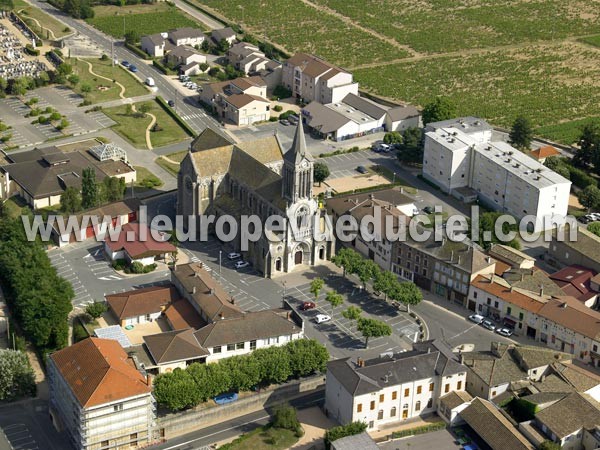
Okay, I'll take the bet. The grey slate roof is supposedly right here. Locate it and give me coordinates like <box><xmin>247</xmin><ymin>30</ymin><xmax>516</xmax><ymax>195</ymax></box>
<box><xmin>144</xmin><ymin>328</ymin><xmax>209</xmax><ymax>364</ymax></box>
<box><xmin>303</xmin><ymin>101</ymin><xmax>351</xmax><ymax>133</ymax></box>
<box><xmin>536</xmin><ymin>392</ymin><xmax>600</xmax><ymax>439</ymax></box>
<box><xmin>327</xmin><ymin>340</ymin><xmax>464</xmax><ymax>396</ymax></box>
<box><xmin>342</xmin><ymin>93</ymin><xmax>387</xmax><ymax>120</ymax></box>
<box><xmin>211</xmin><ymin>27</ymin><xmax>236</xmax><ymax>42</ymax></box>
<box><xmin>387</xmin><ymin>104</ymin><xmax>420</xmax><ymax>121</ymax></box>
<box><xmin>284</xmin><ymin>119</ymin><xmax>312</xmax><ymax>165</ymax></box>
<box><xmin>331</xmin><ymin>432</ymin><xmax>379</xmax><ymax>450</ymax></box>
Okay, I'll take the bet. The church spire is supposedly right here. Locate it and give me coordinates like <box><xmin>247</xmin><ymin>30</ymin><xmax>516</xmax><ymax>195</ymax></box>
<box><xmin>285</xmin><ymin>119</ymin><xmax>312</xmax><ymax>165</ymax></box>
<box><xmin>282</xmin><ymin>119</ymin><xmax>314</xmax><ymax>202</ymax></box>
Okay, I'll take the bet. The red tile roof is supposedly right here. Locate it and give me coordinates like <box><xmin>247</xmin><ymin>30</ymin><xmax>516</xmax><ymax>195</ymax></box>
<box><xmin>550</xmin><ymin>265</ymin><xmax>597</xmax><ymax>303</ymax></box>
<box><xmin>531</xmin><ymin>145</ymin><xmax>560</xmax><ymax>160</ymax></box>
<box><xmin>50</xmin><ymin>338</ymin><xmax>151</xmax><ymax>408</ymax></box>
<box><xmin>164</xmin><ymin>298</ymin><xmax>207</xmax><ymax>330</ymax></box>
<box><xmin>472</xmin><ymin>275</ymin><xmax>547</xmax><ymax>313</ymax></box>
<box><xmin>105</xmin><ymin>222</ymin><xmax>176</xmax><ymax>259</ymax></box>
<box><xmin>106</xmin><ymin>286</ymin><xmax>179</xmax><ymax>320</ymax></box>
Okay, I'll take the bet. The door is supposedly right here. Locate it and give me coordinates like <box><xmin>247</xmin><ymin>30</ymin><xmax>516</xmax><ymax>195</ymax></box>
<box><xmin>275</xmin><ymin>258</ymin><xmax>282</xmax><ymax>271</ymax></box>
<box><xmin>294</xmin><ymin>251</ymin><xmax>302</xmax><ymax>264</ymax></box>
<box><xmin>402</xmin><ymin>409</ymin><xmax>408</xmax><ymax>419</ymax></box>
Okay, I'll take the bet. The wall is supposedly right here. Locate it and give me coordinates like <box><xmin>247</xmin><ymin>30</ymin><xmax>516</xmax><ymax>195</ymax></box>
<box><xmin>155</xmin><ymin>375</ymin><xmax>325</xmax><ymax>439</ymax></box>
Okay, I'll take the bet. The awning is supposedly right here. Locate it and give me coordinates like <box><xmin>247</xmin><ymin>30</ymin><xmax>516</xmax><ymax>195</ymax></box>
<box><xmin>503</xmin><ymin>316</ymin><xmax>517</xmax><ymax>326</ymax></box>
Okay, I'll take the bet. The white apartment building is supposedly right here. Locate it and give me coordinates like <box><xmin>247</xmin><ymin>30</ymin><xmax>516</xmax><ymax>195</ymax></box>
<box><xmin>282</xmin><ymin>53</ymin><xmax>358</xmax><ymax>104</ymax></box>
<box><xmin>425</xmin><ymin>116</ymin><xmax>493</xmax><ymax>143</ymax></box>
<box><xmin>325</xmin><ymin>340</ymin><xmax>467</xmax><ymax>430</ymax></box>
<box><xmin>48</xmin><ymin>338</ymin><xmax>155</xmax><ymax>450</ymax></box>
<box><xmin>422</xmin><ymin>121</ymin><xmax>571</xmax><ymax>232</ymax></box>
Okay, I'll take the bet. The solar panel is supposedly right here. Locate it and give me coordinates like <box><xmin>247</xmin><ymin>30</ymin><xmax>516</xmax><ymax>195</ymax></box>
<box><xmin>94</xmin><ymin>325</ymin><xmax>132</xmax><ymax>348</ymax></box>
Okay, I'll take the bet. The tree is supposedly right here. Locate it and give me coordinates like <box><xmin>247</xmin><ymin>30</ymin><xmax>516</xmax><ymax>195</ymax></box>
<box><xmin>396</xmin><ymin>126</ymin><xmax>424</xmax><ymax>163</ymax></box>
<box><xmin>324</xmin><ymin>422</ymin><xmax>368</xmax><ymax>449</ymax></box>
<box><xmin>273</xmin><ymin>405</ymin><xmax>300</xmax><ymax>430</ymax></box>
<box><xmin>422</xmin><ymin>97</ymin><xmax>456</xmax><ymax>125</ymax></box>
<box><xmin>313</xmin><ymin>162</ymin><xmax>330</xmax><ymax>186</ymax></box>
<box><xmin>573</xmin><ymin>123</ymin><xmax>600</xmax><ymax>169</ymax></box>
<box><xmin>342</xmin><ymin>306</ymin><xmax>362</xmax><ymax>330</ymax></box>
<box><xmin>0</xmin><ymin>350</ymin><xmax>36</xmax><ymax>401</ymax></box>
<box><xmin>509</xmin><ymin>116</ymin><xmax>533</xmax><ymax>150</ymax></box>
<box><xmin>383</xmin><ymin>131</ymin><xmax>402</xmax><ymax>145</ymax></box>
<box><xmin>217</xmin><ymin>38</ymin><xmax>231</xmax><ymax>53</ymax></box>
<box><xmin>331</xmin><ymin>247</ymin><xmax>361</xmax><ymax>277</ymax></box>
<box><xmin>138</xmin><ymin>102</ymin><xmax>151</xmax><ymax>116</ymax></box>
<box><xmin>80</xmin><ymin>83</ymin><xmax>92</xmax><ymax>94</ymax></box>
<box><xmin>7</xmin><ymin>77</ymin><xmax>29</xmax><ymax>96</ymax></box>
<box><xmin>81</xmin><ymin>167</ymin><xmax>98</xmax><ymax>209</ymax></box>
<box><xmin>102</xmin><ymin>177</ymin><xmax>126</xmax><ymax>203</ymax></box>
<box><xmin>125</xmin><ymin>103</ymin><xmax>134</xmax><ymax>116</ymax></box>
<box><xmin>588</xmin><ymin>222</ymin><xmax>600</xmax><ymax>237</ymax></box>
<box><xmin>67</xmin><ymin>74</ymin><xmax>79</xmax><ymax>86</ymax></box>
<box><xmin>373</xmin><ymin>270</ymin><xmax>397</xmax><ymax>301</ymax></box>
<box><xmin>201</xmin><ymin>39</ymin><xmax>210</xmax><ymax>52</ymax></box>
<box><xmin>60</xmin><ymin>186</ymin><xmax>82</xmax><ymax>213</ymax></box>
<box><xmin>85</xmin><ymin>301</ymin><xmax>107</xmax><ymax>319</ymax></box>
<box><xmin>153</xmin><ymin>369</ymin><xmax>201</xmax><ymax>411</ymax></box>
<box><xmin>355</xmin><ymin>259</ymin><xmax>380</xmax><ymax>290</ymax></box>
<box><xmin>325</xmin><ymin>290</ymin><xmax>343</xmax><ymax>314</ymax></box>
<box><xmin>124</xmin><ymin>30</ymin><xmax>139</xmax><ymax>45</ymax></box>
<box><xmin>393</xmin><ymin>281</ymin><xmax>423</xmax><ymax>313</ymax></box>
<box><xmin>538</xmin><ymin>441</ymin><xmax>561</xmax><ymax>450</ymax></box>
<box><xmin>286</xmin><ymin>339</ymin><xmax>328</xmax><ymax>377</ymax></box>
<box><xmin>357</xmin><ymin>317</ymin><xmax>392</xmax><ymax>348</ymax></box>
<box><xmin>309</xmin><ymin>277</ymin><xmax>324</xmax><ymax>302</ymax></box>
<box><xmin>578</xmin><ymin>185</ymin><xmax>600</xmax><ymax>212</ymax></box>
<box><xmin>57</xmin><ymin>63</ymin><xmax>73</xmax><ymax>77</ymax></box>
<box><xmin>253</xmin><ymin>346</ymin><xmax>292</xmax><ymax>384</ymax></box>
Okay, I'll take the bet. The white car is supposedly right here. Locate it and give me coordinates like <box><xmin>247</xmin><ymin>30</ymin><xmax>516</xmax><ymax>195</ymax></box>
<box><xmin>468</xmin><ymin>314</ymin><xmax>485</xmax><ymax>324</ymax></box>
<box><xmin>589</xmin><ymin>213</ymin><xmax>600</xmax><ymax>221</ymax></box>
<box><xmin>496</xmin><ymin>327</ymin><xmax>514</xmax><ymax>337</ymax></box>
<box><xmin>227</xmin><ymin>252</ymin><xmax>241</xmax><ymax>260</ymax></box>
<box><xmin>235</xmin><ymin>261</ymin><xmax>250</xmax><ymax>269</ymax></box>
<box><xmin>315</xmin><ymin>314</ymin><xmax>331</xmax><ymax>324</ymax></box>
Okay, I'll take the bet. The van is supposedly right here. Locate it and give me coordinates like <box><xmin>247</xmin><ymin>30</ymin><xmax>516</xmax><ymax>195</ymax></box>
<box><xmin>145</xmin><ymin>77</ymin><xmax>155</xmax><ymax>87</ymax></box>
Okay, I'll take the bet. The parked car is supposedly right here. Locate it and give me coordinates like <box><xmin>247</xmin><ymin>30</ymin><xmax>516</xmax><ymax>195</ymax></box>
<box><xmin>280</xmin><ymin>119</ymin><xmax>290</xmax><ymax>126</ymax></box>
<box><xmin>145</xmin><ymin>77</ymin><xmax>155</xmax><ymax>87</ymax></box>
<box><xmin>227</xmin><ymin>252</ymin><xmax>241</xmax><ymax>260</ymax></box>
<box><xmin>496</xmin><ymin>327</ymin><xmax>513</xmax><ymax>337</ymax></box>
<box><xmin>356</xmin><ymin>165</ymin><xmax>368</xmax><ymax>174</ymax></box>
<box><xmin>121</xmin><ymin>60</ymin><xmax>130</xmax><ymax>67</ymax></box>
<box><xmin>423</xmin><ymin>206</ymin><xmax>434</xmax><ymax>214</ymax></box>
<box><xmin>590</xmin><ymin>213</ymin><xmax>600</xmax><ymax>221</ymax></box>
<box><xmin>315</xmin><ymin>314</ymin><xmax>331</xmax><ymax>324</ymax></box>
<box><xmin>578</xmin><ymin>215</ymin><xmax>591</xmax><ymax>224</ymax></box>
<box><xmin>235</xmin><ymin>261</ymin><xmax>250</xmax><ymax>269</ymax></box>
<box><xmin>481</xmin><ymin>320</ymin><xmax>496</xmax><ymax>331</ymax></box>
<box><xmin>167</xmin><ymin>100</ymin><xmax>175</xmax><ymax>107</ymax></box>
<box><xmin>288</xmin><ymin>115</ymin><xmax>299</xmax><ymax>125</ymax></box>
<box><xmin>128</xmin><ymin>65</ymin><xmax>138</xmax><ymax>72</ymax></box>
<box><xmin>379</xmin><ymin>143</ymin><xmax>391</xmax><ymax>153</ymax></box>
<box><xmin>468</xmin><ymin>314</ymin><xmax>485</xmax><ymax>324</ymax></box>
<box><xmin>300</xmin><ymin>301</ymin><xmax>316</xmax><ymax>311</ymax></box>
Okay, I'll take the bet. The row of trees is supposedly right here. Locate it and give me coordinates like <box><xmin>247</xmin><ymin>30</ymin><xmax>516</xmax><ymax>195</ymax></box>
<box><xmin>60</xmin><ymin>168</ymin><xmax>126</xmax><ymax>213</ymax></box>
<box><xmin>0</xmin><ymin>211</ymin><xmax>73</xmax><ymax>353</ymax></box>
<box><xmin>153</xmin><ymin>339</ymin><xmax>328</xmax><ymax>411</ymax></box>
<box><xmin>572</xmin><ymin>123</ymin><xmax>600</xmax><ymax>176</ymax></box>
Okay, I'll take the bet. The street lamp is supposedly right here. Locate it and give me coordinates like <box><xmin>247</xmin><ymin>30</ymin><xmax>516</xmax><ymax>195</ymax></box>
<box><xmin>393</xmin><ymin>172</ymin><xmax>397</xmax><ymax>184</ymax></box>
<box><xmin>219</xmin><ymin>250</ymin><xmax>222</xmax><ymax>275</ymax></box>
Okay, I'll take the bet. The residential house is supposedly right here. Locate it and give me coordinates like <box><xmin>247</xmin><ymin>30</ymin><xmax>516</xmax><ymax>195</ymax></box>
<box><xmin>422</xmin><ymin>121</ymin><xmax>571</xmax><ymax>232</ymax></box>
<box><xmin>393</xmin><ymin>236</ymin><xmax>496</xmax><ymax>307</ymax></box>
<box><xmin>166</xmin><ymin>46</ymin><xmax>206</xmax><ymax>70</ymax></box>
<box><xmin>48</xmin><ymin>338</ymin><xmax>155</xmax><ymax>450</ymax></box>
<box><xmin>324</xmin><ymin>340</ymin><xmax>467</xmax><ymax>430</ymax></box>
<box><xmin>143</xmin><ymin>328</ymin><xmax>209</xmax><ymax>373</ymax></box>
<box><xmin>282</xmin><ymin>53</ymin><xmax>358</xmax><ymax>104</ymax></box>
<box><xmin>226</xmin><ymin>42</ymin><xmax>281</xmax><ymax>80</ymax></box>
<box><xmin>211</xmin><ymin>27</ymin><xmax>236</xmax><ymax>46</ymax></box>
<box><xmin>549</xmin><ymin>265</ymin><xmax>598</xmax><ymax>307</ymax></box>
<box><xmin>0</xmin><ymin>144</ymin><xmax>135</xmax><ymax>209</ymax></box>
<box><xmin>488</xmin><ymin>244</ymin><xmax>535</xmax><ymax>270</ymax></box>
<box><xmin>437</xmin><ymin>390</ymin><xmax>473</xmax><ymax>425</ymax></box>
<box><xmin>326</xmin><ymin>188</ymin><xmax>416</xmax><ymax>271</ymax></box>
<box><xmin>140</xmin><ymin>32</ymin><xmax>167</xmax><ymax>57</ymax></box>
<box><xmin>104</xmin><ymin>222</ymin><xmax>177</xmax><ymax>266</ymax></box>
<box><xmin>502</xmin><ymin>267</ymin><xmax>565</xmax><ymax>298</ymax></box>
<box><xmin>548</xmin><ymin>224</ymin><xmax>600</xmax><ymax>273</ymax></box>
<box><xmin>384</xmin><ymin>104</ymin><xmax>421</xmax><ymax>132</ymax></box>
<box><xmin>167</xmin><ymin>27</ymin><xmax>205</xmax><ymax>47</ymax></box>
<box><xmin>106</xmin><ymin>286</ymin><xmax>180</xmax><ymax>327</ymax></box>
<box><xmin>458</xmin><ymin>397</ymin><xmax>535</xmax><ymax>450</ymax></box>
<box><xmin>530</xmin><ymin>145</ymin><xmax>561</xmax><ymax>163</ymax></box>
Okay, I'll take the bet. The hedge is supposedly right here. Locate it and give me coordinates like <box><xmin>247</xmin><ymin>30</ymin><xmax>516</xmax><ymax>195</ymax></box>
<box><xmin>152</xmin><ymin>59</ymin><xmax>175</xmax><ymax>75</ymax></box>
<box><xmin>391</xmin><ymin>421</ymin><xmax>446</xmax><ymax>438</ymax></box>
<box><xmin>155</xmin><ymin>96</ymin><xmax>197</xmax><ymax>137</ymax></box>
<box><xmin>125</xmin><ymin>42</ymin><xmax>150</xmax><ymax>60</ymax></box>
<box><xmin>568</xmin><ymin>166</ymin><xmax>597</xmax><ymax>189</ymax></box>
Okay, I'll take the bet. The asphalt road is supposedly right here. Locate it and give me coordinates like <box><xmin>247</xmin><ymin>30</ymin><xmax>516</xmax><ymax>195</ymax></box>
<box><xmin>27</xmin><ymin>0</ymin><xmax>222</xmax><ymax>135</ymax></box>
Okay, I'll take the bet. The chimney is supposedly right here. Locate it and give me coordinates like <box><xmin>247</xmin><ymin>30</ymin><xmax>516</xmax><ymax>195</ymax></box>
<box><xmin>146</xmin><ymin>373</ymin><xmax>151</xmax><ymax>386</ymax></box>
<box><xmin>210</xmin><ymin>288</ymin><xmax>215</xmax><ymax>295</ymax></box>
<box><xmin>510</xmin><ymin>286</ymin><xmax>514</xmax><ymax>293</ymax></box>
<box><xmin>521</xmin><ymin>273</ymin><xmax>525</xmax><ymax>282</ymax></box>
<box><xmin>539</xmin><ymin>285</ymin><xmax>544</xmax><ymax>296</ymax></box>
<box><xmin>458</xmin><ymin>350</ymin><xmax>464</xmax><ymax>365</ymax></box>
<box><xmin>450</xmin><ymin>250</ymin><xmax>454</xmax><ymax>262</ymax></box>
<box><xmin>486</xmin><ymin>256</ymin><xmax>491</xmax><ymax>263</ymax></box>
<box><xmin>357</xmin><ymin>357</ymin><xmax>364</xmax><ymax>368</ymax></box>
<box><xmin>192</xmin><ymin>286</ymin><xmax>197</xmax><ymax>294</ymax></box>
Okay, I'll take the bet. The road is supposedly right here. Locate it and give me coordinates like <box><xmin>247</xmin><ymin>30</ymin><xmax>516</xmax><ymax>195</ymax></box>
<box><xmin>25</xmin><ymin>0</ymin><xmax>223</xmax><ymax>136</ymax></box>
<box><xmin>150</xmin><ymin>391</ymin><xmax>324</xmax><ymax>450</ymax></box>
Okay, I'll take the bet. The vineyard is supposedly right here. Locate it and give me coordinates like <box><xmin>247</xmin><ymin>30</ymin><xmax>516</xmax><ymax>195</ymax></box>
<box><xmin>86</xmin><ymin>3</ymin><xmax>201</xmax><ymax>39</ymax></box>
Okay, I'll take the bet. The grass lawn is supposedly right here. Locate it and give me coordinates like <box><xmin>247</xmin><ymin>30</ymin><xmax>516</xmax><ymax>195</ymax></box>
<box><xmin>580</xmin><ymin>35</ymin><xmax>600</xmax><ymax>48</ymax></box>
<box><xmin>156</xmin><ymin>157</ymin><xmax>180</xmax><ymax>177</ymax></box>
<box><xmin>221</xmin><ymin>426</ymin><xmax>298</xmax><ymax>450</ymax></box>
<box><xmin>103</xmin><ymin>100</ymin><xmax>188</xmax><ymax>149</ymax></box>
<box><xmin>3</xmin><ymin>196</ymin><xmax>29</xmax><ymax>218</ymax></box>
<box><xmin>86</xmin><ymin>3</ymin><xmax>203</xmax><ymax>39</ymax></box>
<box><xmin>134</xmin><ymin>166</ymin><xmax>164</xmax><ymax>188</ymax></box>
<box><xmin>68</xmin><ymin>57</ymin><xmax>148</xmax><ymax>104</ymax></box>
<box><xmin>13</xmin><ymin>0</ymin><xmax>71</xmax><ymax>39</ymax></box>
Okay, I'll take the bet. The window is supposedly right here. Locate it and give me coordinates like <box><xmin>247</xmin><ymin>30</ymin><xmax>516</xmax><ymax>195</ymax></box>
<box><xmin>594</xmin><ymin>344</ymin><xmax>598</xmax><ymax>353</ymax></box>
<box><xmin>404</xmin><ymin>388</ymin><xmax>410</xmax><ymax>397</ymax></box>
<box><xmin>429</xmin><ymin>383</ymin><xmax>434</xmax><ymax>392</ymax></box>
<box><xmin>457</xmin><ymin>380</ymin><xmax>462</xmax><ymax>390</ymax></box>
<box><xmin>130</xmin><ymin>433</ymin><xmax>137</xmax><ymax>444</ymax></box>
<box><xmin>390</xmin><ymin>407</ymin><xmax>397</xmax><ymax>417</ymax></box>
<box><xmin>444</xmin><ymin>384</ymin><xmax>450</xmax><ymax>393</ymax></box>
<box><xmin>417</xmin><ymin>386</ymin><xmax>422</xmax><ymax>394</ymax></box>
<box><xmin>214</xmin><ymin>346</ymin><xmax>222</xmax><ymax>353</ymax></box>
<box><xmin>507</xmin><ymin>306</ymin><xmax>512</xmax><ymax>315</ymax></box>
<box><xmin>113</xmin><ymin>403</ymin><xmax>123</xmax><ymax>412</ymax></box>
<box><xmin>473</xmin><ymin>291</ymin><xmax>478</xmax><ymax>299</ymax></box>
<box><xmin>369</xmin><ymin>400</ymin><xmax>376</xmax><ymax>411</ymax></box>
<box><xmin>519</xmin><ymin>312</ymin><xmax>524</xmax><ymax>320</ymax></box>
<box><xmin>369</xmin><ymin>421</ymin><xmax>374</xmax><ymax>429</ymax></box>
<box><xmin>357</xmin><ymin>403</ymin><xmax>362</xmax><ymax>413</ymax></box>
<box><xmin>427</xmin><ymin>398</ymin><xmax>433</xmax><ymax>408</ymax></box>
<box><xmin>378</xmin><ymin>410</ymin><xmax>383</xmax><ymax>420</ymax></box>
<box><xmin>487</xmin><ymin>298</ymin><xmax>491</xmax><ymax>305</ymax></box>
<box><xmin>379</xmin><ymin>394</ymin><xmax>384</xmax><ymax>402</ymax></box>
<box><xmin>492</xmin><ymin>390</ymin><xmax>497</xmax><ymax>397</ymax></box>
<box><xmin>227</xmin><ymin>344</ymin><xmax>235</xmax><ymax>351</ymax></box>
<box><xmin>101</xmin><ymin>441</ymin><xmax>109</xmax><ymax>449</ymax></box>
<box><xmin>250</xmin><ymin>340</ymin><xmax>256</xmax><ymax>350</ymax></box>
<box><xmin>392</xmin><ymin>391</ymin><xmax>397</xmax><ymax>400</ymax></box>
<box><xmin>236</xmin><ymin>342</ymin><xmax>245</xmax><ymax>350</ymax></box>
<box><xmin>494</xmin><ymin>301</ymin><xmax>499</xmax><ymax>308</ymax></box>
<box><xmin>415</xmin><ymin>401</ymin><xmax>421</xmax><ymax>411</ymax></box>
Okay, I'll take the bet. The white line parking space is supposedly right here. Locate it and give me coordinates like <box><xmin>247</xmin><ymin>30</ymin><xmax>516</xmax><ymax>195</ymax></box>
<box><xmin>3</xmin><ymin>423</ymin><xmax>40</xmax><ymax>450</ymax></box>
<box><xmin>49</xmin><ymin>250</ymin><xmax>94</xmax><ymax>308</ymax></box>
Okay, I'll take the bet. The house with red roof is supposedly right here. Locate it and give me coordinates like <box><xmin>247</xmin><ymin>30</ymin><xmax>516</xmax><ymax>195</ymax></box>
<box><xmin>530</xmin><ymin>145</ymin><xmax>561</xmax><ymax>163</ymax></box>
<box><xmin>104</xmin><ymin>222</ymin><xmax>177</xmax><ymax>266</ymax></box>
<box><xmin>550</xmin><ymin>265</ymin><xmax>598</xmax><ymax>307</ymax></box>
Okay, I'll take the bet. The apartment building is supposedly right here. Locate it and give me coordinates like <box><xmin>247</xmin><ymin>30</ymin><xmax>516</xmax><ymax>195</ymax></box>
<box><xmin>422</xmin><ymin>122</ymin><xmax>571</xmax><ymax>232</ymax></box>
<box><xmin>425</xmin><ymin>116</ymin><xmax>493</xmax><ymax>143</ymax></box>
<box><xmin>48</xmin><ymin>338</ymin><xmax>155</xmax><ymax>450</ymax></box>
<box><xmin>282</xmin><ymin>53</ymin><xmax>358</xmax><ymax>103</ymax></box>
<box><xmin>324</xmin><ymin>340</ymin><xmax>466</xmax><ymax>430</ymax></box>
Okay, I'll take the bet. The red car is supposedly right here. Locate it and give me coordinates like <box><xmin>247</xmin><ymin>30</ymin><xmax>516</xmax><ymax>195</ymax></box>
<box><xmin>301</xmin><ymin>301</ymin><xmax>316</xmax><ymax>311</ymax></box>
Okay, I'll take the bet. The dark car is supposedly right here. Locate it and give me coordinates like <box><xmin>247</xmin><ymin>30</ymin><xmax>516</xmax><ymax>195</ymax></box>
<box><xmin>301</xmin><ymin>301</ymin><xmax>316</xmax><ymax>311</ymax></box>
<box><xmin>128</xmin><ymin>65</ymin><xmax>138</xmax><ymax>72</ymax></box>
<box><xmin>121</xmin><ymin>60</ymin><xmax>130</xmax><ymax>67</ymax></box>
<box><xmin>423</xmin><ymin>206</ymin><xmax>434</xmax><ymax>214</ymax></box>
<box><xmin>280</xmin><ymin>119</ymin><xmax>290</xmax><ymax>126</ymax></box>
<box><xmin>356</xmin><ymin>165</ymin><xmax>368</xmax><ymax>174</ymax></box>
<box><xmin>167</xmin><ymin>100</ymin><xmax>175</xmax><ymax>107</ymax></box>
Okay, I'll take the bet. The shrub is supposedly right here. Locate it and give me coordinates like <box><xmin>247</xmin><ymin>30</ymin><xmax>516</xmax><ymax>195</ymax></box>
<box><xmin>73</xmin><ymin>322</ymin><xmax>89</xmax><ymax>342</ymax></box>
<box><xmin>273</xmin><ymin>105</ymin><xmax>283</xmax><ymax>112</ymax></box>
<box><xmin>273</xmin><ymin>405</ymin><xmax>299</xmax><ymax>431</ymax></box>
<box><xmin>85</xmin><ymin>301</ymin><xmax>107</xmax><ymax>319</ymax></box>
<box><xmin>273</xmin><ymin>85</ymin><xmax>292</xmax><ymax>99</ymax></box>
<box><xmin>112</xmin><ymin>259</ymin><xmax>127</xmax><ymax>270</ymax></box>
<box><xmin>325</xmin><ymin>422</ymin><xmax>368</xmax><ymax>449</ymax></box>
<box><xmin>391</xmin><ymin>421</ymin><xmax>446</xmax><ymax>438</ymax></box>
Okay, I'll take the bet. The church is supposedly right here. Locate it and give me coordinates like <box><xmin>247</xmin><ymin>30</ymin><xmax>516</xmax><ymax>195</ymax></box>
<box><xmin>177</xmin><ymin>121</ymin><xmax>335</xmax><ymax>277</ymax></box>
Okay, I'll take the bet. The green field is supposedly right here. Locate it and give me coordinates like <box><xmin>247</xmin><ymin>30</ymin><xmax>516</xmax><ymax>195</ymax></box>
<box><xmin>195</xmin><ymin>0</ymin><xmax>600</xmax><ymax>144</ymax></box>
<box><xmin>86</xmin><ymin>3</ymin><xmax>203</xmax><ymax>39</ymax></box>
<box><xmin>69</xmin><ymin>58</ymin><xmax>148</xmax><ymax>104</ymax></box>
<box><xmin>13</xmin><ymin>0</ymin><xmax>71</xmax><ymax>39</ymax></box>
<box><xmin>104</xmin><ymin>101</ymin><xmax>189</xmax><ymax>149</ymax></box>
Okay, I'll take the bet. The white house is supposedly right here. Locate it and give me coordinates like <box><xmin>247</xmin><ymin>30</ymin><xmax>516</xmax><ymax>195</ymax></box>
<box><xmin>140</xmin><ymin>33</ymin><xmax>167</xmax><ymax>57</ymax></box>
<box><xmin>385</xmin><ymin>105</ymin><xmax>421</xmax><ymax>132</ymax></box>
<box><xmin>48</xmin><ymin>338</ymin><xmax>155</xmax><ymax>450</ymax></box>
<box><xmin>211</xmin><ymin>27</ymin><xmax>236</xmax><ymax>46</ymax></box>
<box><xmin>166</xmin><ymin>46</ymin><xmax>206</xmax><ymax>68</ymax></box>
<box><xmin>167</xmin><ymin>27</ymin><xmax>205</xmax><ymax>47</ymax></box>
<box><xmin>324</xmin><ymin>340</ymin><xmax>467</xmax><ymax>430</ymax></box>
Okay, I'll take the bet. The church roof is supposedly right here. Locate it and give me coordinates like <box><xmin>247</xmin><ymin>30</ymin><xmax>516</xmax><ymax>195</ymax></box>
<box><xmin>285</xmin><ymin>120</ymin><xmax>312</xmax><ymax>165</ymax></box>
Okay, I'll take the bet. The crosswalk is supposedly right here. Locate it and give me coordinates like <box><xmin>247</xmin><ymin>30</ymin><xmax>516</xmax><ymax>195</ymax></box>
<box><xmin>181</xmin><ymin>113</ymin><xmax>207</xmax><ymax>121</ymax></box>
